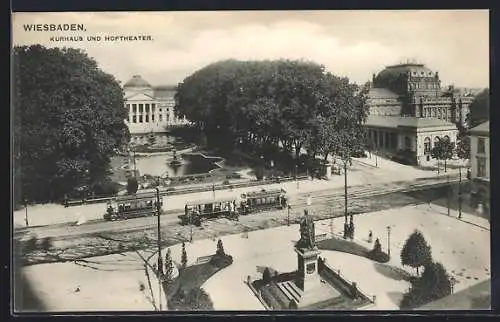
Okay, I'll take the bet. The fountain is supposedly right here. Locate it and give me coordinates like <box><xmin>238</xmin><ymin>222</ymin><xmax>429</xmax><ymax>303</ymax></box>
<box><xmin>169</xmin><ymin>148</ymin><xmax>183</xmax><ymax>166</ymax></box>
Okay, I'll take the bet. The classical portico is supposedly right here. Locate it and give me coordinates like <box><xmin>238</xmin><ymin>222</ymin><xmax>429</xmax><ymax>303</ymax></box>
<box><xmin>123</xmin><ymin>75</ymin><xmax>188</xmax><ymax>145</ymax></box>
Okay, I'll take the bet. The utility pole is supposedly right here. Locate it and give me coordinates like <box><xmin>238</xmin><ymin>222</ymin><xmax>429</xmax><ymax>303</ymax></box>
<box><xmin>387</xmin><ymin>226</ymin><xmax>391</xmax><ymax>257</ymax></box>
<box><xmin>344</xmin><ymin>160</ymin><xmax>348</xmax><ymax>221</ymax></box>
<box><xmin>458</xmin><ymin>166</ymin><xmax>462</xmax><ymax>219</ymax></box>
<box><xmin>155</xmin><ymin>187</ymin><xmax>162</xmax><ymax>311</ymax></box>
<box><xmin>447</xmin><ymin>174</ymin><xmax>450</xmax><ymax>216</ymax></box>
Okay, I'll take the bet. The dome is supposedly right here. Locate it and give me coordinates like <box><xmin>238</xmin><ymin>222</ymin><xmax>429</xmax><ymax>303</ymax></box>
<box><xmin>123</xmin><ymin>75</ymin><xmax>152</xmax><ymax>88</ymax></box>
<box><xmin>374</xmin><ymin>63</ymin><xmax>436</xmax><ymax>85</ymax></box>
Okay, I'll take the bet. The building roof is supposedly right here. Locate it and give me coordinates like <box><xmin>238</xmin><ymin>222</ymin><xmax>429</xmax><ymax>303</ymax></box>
<box><xmin>469</xmin><ymin>121</ymin><xmax>490</xmax><ymax>136</ymax></box>
<box><xmin>365</xmin><ymin>115</ymin><xmax>457</xmax><ymax>130</ymax></box>
<box><xmin>123</xmin><ymin>75</ymin><xmax>152</xmax><ymax>88</ymax></box>
<box><xmin>153</xmin><ymin>85</ymin><xmax>177</xmax><ymax>98</ymax></box>
<box><xmin>367</xmin><ymin>87</ymin><xmax>400</xmax><ymax>99</ymax></box>
<box><xmin>375</xmin><ymin>63</ymin><xmax>436</xmax><ymax>86</ymax></box>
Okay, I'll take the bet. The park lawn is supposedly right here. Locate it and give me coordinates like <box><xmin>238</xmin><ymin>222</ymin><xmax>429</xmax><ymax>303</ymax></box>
<box><xmin>417</xmin><ymin>279</ymin><xmax>491</xmax><ymax>310</ymax></box>
<box><xmin>165</xmin><ymin>261</ymin><xmax>219</xmax><ymax>298</ymax></box>
<box><xmin>317</xmin><ymin>237</ymin><xmax>371</xmax><ymax>258</ymax></box>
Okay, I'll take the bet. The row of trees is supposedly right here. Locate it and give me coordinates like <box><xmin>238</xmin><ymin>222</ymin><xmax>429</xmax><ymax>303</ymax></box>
<box><xmin>13</xmin><ymin>45</ymin><xmax>130</xmax><ymax>205</ymax></box>
<box><xmin>400</xmin><ymin>230</ymin><xmax>452</xmax><ymax>309</ymax></box>
<box><xmin>174</xmin><ymin>59</ymin><xmax>370</xmax><ymax>163</ymax></box>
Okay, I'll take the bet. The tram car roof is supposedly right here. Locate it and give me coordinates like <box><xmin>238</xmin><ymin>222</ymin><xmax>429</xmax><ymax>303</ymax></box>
<box><xmin>242</xmin><ymin>189</ymin><xmax>285</xmax><ymax>198</ymax></box>
<box><xmin>186</xmin><ymin>197</ymin><xmax>238</xmax><ymax>206</ymax></box>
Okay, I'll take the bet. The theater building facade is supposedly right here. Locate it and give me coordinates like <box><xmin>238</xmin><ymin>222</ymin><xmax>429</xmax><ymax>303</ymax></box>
<box><xmin>123</xmin><ymin>75</ymin><xmax>189</xmax><ymax>145</ymax></box>
<box><xmin>364</xmin><ymin>63</ymin><xmax>475</xmax><ymax>165</ymax></box>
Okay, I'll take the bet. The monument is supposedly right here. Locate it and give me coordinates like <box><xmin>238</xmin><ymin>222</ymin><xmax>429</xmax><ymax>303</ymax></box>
<box><xmin>290</xmin><ymin>211</ymin><xmax>339</xmax><ymax>307</ymax></box>
<box><xmin>248</xmin><ymin>210</ymin><xmax>372</xmax><ymax>310</ymax></box>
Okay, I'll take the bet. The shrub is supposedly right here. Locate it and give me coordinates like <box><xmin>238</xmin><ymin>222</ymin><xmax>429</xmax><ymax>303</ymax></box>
<box><xmin>126</xmin><ymin>177</ymin><xmax>139</xmax><ymax>194</ymax></box>
<box><xmin>401</xmin><ymin>230</ymin><xmax>432</xmax><ymax>275</ymax></box>
<box><xmin>216</xmin><ymin>239</ymin><xmax>225</xmax><ymax>256</ymax></box>
<box><xmin>263</xmin><ymin>267</ymin><xmax>272</xmax><ymax>284</ymax></box>
<box><xmin>40</xmin><ymin>237</ymin><xmax>53</xmax><ymax>251</ymax></box>
<box><xmin>368</xmin><ymin>250</ymin><xmax>390</xmax><ymax>263</ymax></box>
<box><xmin>181</xmin><ymin>242</ymin><xmax>188</xmax><ymax>269</ymax></box>
<box><xmin>91</xmin><ymin>180</ymin><xmax>119</xmax><ymax>197</ymax></box>
<box><xmin>210</xmin><ymin>254</ymin><xmax>233</xmax><ymax>268</ymax></box>
<box><xmin>24</xmin><ymin>236</ymin><xmax>38</xmax><ymax>252</ymax></box>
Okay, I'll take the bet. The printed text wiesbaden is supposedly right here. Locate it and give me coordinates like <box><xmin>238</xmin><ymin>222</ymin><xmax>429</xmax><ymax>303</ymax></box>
<box><xmin>23</xmin><ymin>24</ymin><xmax>86</xmax><ymax>32</ymax></box>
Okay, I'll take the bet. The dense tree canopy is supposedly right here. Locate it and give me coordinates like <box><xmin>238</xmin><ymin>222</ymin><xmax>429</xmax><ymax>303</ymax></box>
<box><xmin>174</xmin><ymin>59</ymin><xmax>369</xmax><ymax>161</ymax></box>
<box><xmin>13</xmin><ymin>45</ymin><xmax>130</xmax><ymax>204</ymax></box>
<box><xmin>467</xmin><ymin>89</ymin><xmax>489</xmax><ymax>128</ymax></box>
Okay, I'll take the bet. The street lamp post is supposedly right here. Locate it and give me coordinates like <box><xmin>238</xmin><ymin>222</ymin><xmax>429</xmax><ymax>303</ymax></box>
<box><xmin>155</xmin><ymin>187</ymin><xmax>162</xmax><ymax>311</ymax></box>
<box><xmin>375</xmin><ymin>150</ymin><xmax>378</xmax><ymax>168</ymax></box>
<box><xmin>287</xmin><ymin>205</ymin><xmax>291</xmax><ymax>226</ymax></box>
<box><xmin>387</xmin><ymin>226</ymin><xmax>391</xmax><ymax>257</ymax></box>
<box><xmin>24</xmin><ymin>199</ymin><xmax>29</xmax><ymax>227</ymax></box>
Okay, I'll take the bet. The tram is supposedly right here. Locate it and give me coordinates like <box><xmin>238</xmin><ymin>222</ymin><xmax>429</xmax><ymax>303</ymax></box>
<box><xmin>103</xmin><ymin>191</ymin><xmax>163</xmax><ymax>221</ymax></box>
<box><xmin>239</xmin><ymin>188</ymin><xmax>287</xmax><ymax>215</ymax></box>
<box><xmin>179</xmin><ymin>197</ymin><xmax>240</xmax><ymax>226</ymax></box>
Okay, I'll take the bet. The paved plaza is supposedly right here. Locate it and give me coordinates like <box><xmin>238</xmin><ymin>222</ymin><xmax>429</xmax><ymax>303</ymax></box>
<box><xmin>22</xmin><ymin>203</ymin><xmax>490</xmax><ymax>311</ymax></box>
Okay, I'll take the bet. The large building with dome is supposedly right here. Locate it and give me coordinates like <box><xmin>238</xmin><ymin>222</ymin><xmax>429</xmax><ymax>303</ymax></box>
<box><xmin>364</xmin><ymin>62</ymin><xmax>476</xmax><ymax>166</ymax></box>
<box><xmin>123</xmin><ymin>75</ymin><xmax>189</xmax><ymax>145</ymax></box>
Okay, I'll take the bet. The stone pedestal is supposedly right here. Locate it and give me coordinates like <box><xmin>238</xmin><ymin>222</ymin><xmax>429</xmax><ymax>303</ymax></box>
<box><xmin>325</xmin><ymin>163</ymin><xmax>332</xmax><ymax>180</ymax></box>
<box><xmin>295</xmin><ymin>247</ymin><xmax>321</xmax><ymax>292</ymax></box>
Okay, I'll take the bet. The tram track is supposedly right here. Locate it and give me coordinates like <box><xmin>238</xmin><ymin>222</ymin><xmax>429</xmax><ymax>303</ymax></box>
<box><xmin>17</xmin><ymin>176</ymin><xmax>459</xmax><ymax>241</ymax></box>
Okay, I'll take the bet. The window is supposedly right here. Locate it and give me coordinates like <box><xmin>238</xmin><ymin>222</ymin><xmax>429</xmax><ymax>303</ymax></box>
<box><xmin>159</xmin><ymin>114</ymin><xmax>163</xmax><ymax>122</ymax></box>
<box><xmin>139</xmin><ymin>115</ymin><xmax>143</xmax><ymax>123</ymax></box>
<box><xmin>405</xmin><ymin>136</ymin><xmax>412</xmax><ymax>149</ymax></box>
<box><xmin>152</xmin><ymin>115</ymin><xmax>155</xmax><ymax>122</ymax></box>
<box><xmin>478</xmin><ymin>138</ymin><xmax>486</xmax><ymax>154</ymax></box>
<box><xmin>127</xmin><ymin>115</ymin><xmax>130</xmax><ymax>123</ymax></box>
<box><xmin>132</xmin><ymin>115</ymin><xmax>137</xmax><ymax>123</ymax></box>
<box><xmin>477</xmin><ymin>157</ymin><xmax>487</xmax><ymax>178</ymax></box>
<box><xmin>126</xmin><ymin>104</ymin><xmax>130</xmax><ymax>110</ymax></box>
<box><xmin>132</xmin><ymin>104</ymin><xmax>137</xmax><ymax>113</ymax></box>
<box><xmin>145</xmin><ymin>115</ymin><xmax>149</xmax><ymax>123</ymax></box>
<box><xmin>145</xmin><ymin>104</ymin><xmax>149</xmax><ymax>113</ymax></box>
<box><xmin>424</xmin><ymin>137</ymin><xmax>431</xmax><ymax>154</ymax></box>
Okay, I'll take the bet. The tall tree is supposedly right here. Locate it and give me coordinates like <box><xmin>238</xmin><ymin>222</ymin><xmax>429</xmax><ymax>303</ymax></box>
<box><xmin>431</xmin><ymin>137</ymin><xmax>455</xmax><ymax>172</ymax></box>
<box><xmin>12</xmin><ymin>45</ymin><xmax>130</xmax><ymax>204</ymax></box>
<box><xmin>216</xmin><ymin>239</ymin><xmax>225</xmax><ymax>257</ymax></box>
<box><xmin>467</xmin><ymin>89</ymin><xmax>489</xmax><ymax>128</ymax></box>
<box><xmin>181</xmin><ymin>242</ymin><xmax>188</xmax><ymax>269</ymax></box>
<box><xmin>401</xmin><ymin>230</ymin><xmax>432</xmax><ymax>275</ymax></box>
<box><xmin>164</xmin><ymin>248</ymin><xmax>174</xmax><ymax>282</ymax></box>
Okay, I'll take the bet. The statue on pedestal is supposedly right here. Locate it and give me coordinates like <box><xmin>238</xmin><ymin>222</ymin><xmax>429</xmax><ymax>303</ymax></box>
<box><xmin>296</xmin><ymin>210</ymin><xmax>316</xmax><ymax>250</ymax></box>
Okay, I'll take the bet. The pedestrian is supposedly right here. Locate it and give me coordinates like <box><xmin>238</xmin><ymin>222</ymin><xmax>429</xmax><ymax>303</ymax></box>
<box><xmin>368</xmin><ymin>230</ymin><xmax>373</xmax><ymax>243</ymax></box>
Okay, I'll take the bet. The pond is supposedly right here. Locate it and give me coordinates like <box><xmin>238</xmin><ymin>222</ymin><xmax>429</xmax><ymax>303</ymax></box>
<box><xmin>135</xmin><ymin>152</ymin><xmax>223</xmax><ymax>177</ymax></box>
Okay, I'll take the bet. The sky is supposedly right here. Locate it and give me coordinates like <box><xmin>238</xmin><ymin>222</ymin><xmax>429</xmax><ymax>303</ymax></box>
<box><xmin>12</xmin><ymin>10</ymin><xmax>489</xmax><ymax>88</ymax></box>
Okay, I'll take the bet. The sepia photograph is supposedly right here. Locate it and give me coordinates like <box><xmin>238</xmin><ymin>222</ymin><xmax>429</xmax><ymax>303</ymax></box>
<box><xmin>11</xmin><ymin>10</ymin><xmax>490</xmax><ymax>313</ymax></box>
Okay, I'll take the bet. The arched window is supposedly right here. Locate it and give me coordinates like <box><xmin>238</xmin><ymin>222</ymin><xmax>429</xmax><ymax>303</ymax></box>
<box><xmin>424</xmin><ymin>137</ymin><xmax>431</xmax><ymax>154</ymax></box>
<box><xmin>443</xmin><ymin>135</ymin><xmax>450</xmax><ymax>142</ymax></box>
